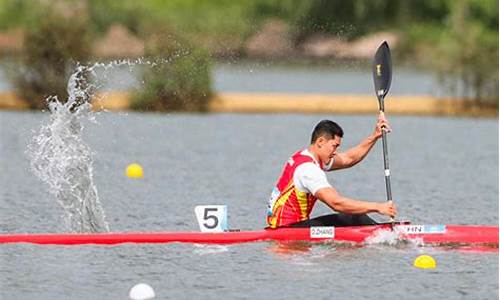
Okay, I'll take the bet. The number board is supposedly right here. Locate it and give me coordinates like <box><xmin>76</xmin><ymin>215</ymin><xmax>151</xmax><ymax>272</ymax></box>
<box><xmin>194</xmin><ymin>205</ymin><xmax>228</xmax><ymax>232</ymax></box>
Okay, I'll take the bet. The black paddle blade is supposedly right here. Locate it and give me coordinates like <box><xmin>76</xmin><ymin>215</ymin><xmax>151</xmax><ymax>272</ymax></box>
<box><xmin>372</xmin><ymin>41</ymin><xmax>392</xmax><ymax>103</ymax></box>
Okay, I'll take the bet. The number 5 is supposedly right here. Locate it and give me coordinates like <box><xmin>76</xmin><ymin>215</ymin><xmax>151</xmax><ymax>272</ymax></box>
<box><xmin>194</xmin><ymin>205</ymin><xmax>228</xmax><ymax>232</ymax></box>
<box><xmin>203</xmin><ymin>208</ymin><xmax>219</xmax><ymax>229</ymax></box>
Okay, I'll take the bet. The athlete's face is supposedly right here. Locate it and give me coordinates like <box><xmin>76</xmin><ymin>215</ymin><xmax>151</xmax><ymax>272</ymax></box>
<box><xmin>318</xmin><ymin>135</ymin><xmax>341</xmax><ymax>164</ymax></box>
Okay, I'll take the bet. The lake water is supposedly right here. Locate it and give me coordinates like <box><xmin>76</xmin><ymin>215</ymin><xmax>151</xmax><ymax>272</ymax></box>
<box><xmin>0</xmin><ymin>63</ymin><xmax>451</xmax><ymax>96</ymax></box>
<box><xmin>0</xmin><ymin>111</ymin><xmax>498</xmax><ymax>299</ymax></box>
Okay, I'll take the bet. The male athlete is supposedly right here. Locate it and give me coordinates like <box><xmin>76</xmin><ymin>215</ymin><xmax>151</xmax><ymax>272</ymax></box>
<box><xmin>267</xmin><ymin>113</ymin><xmax>397</xmax><ymax>228</ymax></box>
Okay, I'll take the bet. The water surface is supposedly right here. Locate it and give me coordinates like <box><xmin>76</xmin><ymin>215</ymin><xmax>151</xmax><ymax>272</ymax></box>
<box><xmin>0</xmin><ymin>111</ymin><xmax>498</xmax><ymax>299</ymax></box>
<box><xmin>0</xmin><ymin>63</ymin><xmax>449</xmax><ymax>96</ymax></box>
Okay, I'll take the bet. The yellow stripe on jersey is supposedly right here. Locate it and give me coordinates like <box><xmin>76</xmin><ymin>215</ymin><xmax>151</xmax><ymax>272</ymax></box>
<box><xmin>295</xmin><ymin>189</ymin><xmax>309</xmax><ymax>220</ymax></box>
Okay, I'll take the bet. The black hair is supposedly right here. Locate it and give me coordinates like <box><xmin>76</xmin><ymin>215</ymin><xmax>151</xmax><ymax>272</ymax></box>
<box><xmin>310</xmin><ymin>120</ymin><xmax>344</xmax><ymax>144</ymax></box>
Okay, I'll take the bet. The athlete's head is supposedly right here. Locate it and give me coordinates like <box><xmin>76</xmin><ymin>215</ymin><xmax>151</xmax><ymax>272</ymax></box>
<box><xmin>310</xmin><ymin>120</ymin><xmax>344</xmax><ymax>144</ymax></box>
<box><xmin>310</xmin><ymin>120</ymin><xmax>344</xmax><ymax>164</ymax></box>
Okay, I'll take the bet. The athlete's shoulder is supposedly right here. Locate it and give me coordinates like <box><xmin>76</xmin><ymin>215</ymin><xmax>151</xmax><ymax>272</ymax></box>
<box><xmin>286</xmin><ymin>149</ymin><xmax>311</xmax><ymax>167</ymax></box>
<box><xmin>293</xmin><ymin>149</ymin><xmax>315</xmax><ymax>162</ymax></box>
<box><xmin>295</xmin><ymin>161</ymin><xmax>324</xmax><ymax>177</ymax></box>
<box><xmin>293</xmin><ymin>162</ymin><xmax>330</xmax><ymax>194</ymax></box>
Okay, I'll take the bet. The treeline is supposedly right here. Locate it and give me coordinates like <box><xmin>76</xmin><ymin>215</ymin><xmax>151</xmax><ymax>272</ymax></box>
<box><xmin>0</xmin><ymin>0</ymin><xmax>497</xmax><ymax>110</ymax></box>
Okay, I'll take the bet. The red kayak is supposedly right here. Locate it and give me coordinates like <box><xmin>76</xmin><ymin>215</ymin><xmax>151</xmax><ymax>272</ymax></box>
<box><xmin>0</xmin><ymin>224</ymin><xmax>497</xmax><ymax>246</ymax></box>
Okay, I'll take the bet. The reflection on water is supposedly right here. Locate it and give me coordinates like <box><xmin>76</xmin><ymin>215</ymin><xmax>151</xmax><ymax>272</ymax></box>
<box><xmin>267</xmin><ymin>240</ymin><xmax>315</xmax><ymax>255</ymax></box>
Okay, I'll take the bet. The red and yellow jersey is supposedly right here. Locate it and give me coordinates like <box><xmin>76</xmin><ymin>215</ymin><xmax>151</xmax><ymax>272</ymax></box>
<box><xmin>266</xmin><ymin>150</ymin><xmax>325</xmax><ymax>228</ymax></box>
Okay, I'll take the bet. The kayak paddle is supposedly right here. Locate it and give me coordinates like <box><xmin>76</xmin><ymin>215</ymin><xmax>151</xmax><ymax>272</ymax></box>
<box><xmin>372</xmin><ymin>41</ymin><xmax>393</xmax><ymax>221</ymax></box>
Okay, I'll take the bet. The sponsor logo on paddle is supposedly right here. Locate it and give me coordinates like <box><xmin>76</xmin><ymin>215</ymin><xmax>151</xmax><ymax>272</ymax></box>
<box><xmin>310</xmin><ymin>226</ymin><xmax>335</xmax><ymax>239</ymax></box>
<box><xmin>395</xmin><ymin>225</ymin><xmax>446</xmax><ymax>234</ymax></box>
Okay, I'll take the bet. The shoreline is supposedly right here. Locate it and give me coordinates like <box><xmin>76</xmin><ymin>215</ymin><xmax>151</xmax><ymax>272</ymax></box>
<box><xmin>0</xmin><ymin>91</ymin><xmax>497</xmax><ymax>117</ymax></box>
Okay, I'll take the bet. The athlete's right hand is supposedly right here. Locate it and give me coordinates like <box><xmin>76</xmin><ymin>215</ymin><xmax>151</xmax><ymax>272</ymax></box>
<box><xmin>373</xmin><ymin>111</ymin><xmax>391</xmax><ymax>139</ymax></box>
<box><xmin>376</xmin><ymin>201</ymin><xmax>397</xmax><ymax>218</ymax></box>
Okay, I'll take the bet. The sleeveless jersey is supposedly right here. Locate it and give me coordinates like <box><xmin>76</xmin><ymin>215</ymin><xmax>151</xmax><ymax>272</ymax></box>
<box><xmin>266</xmin><ymin>150</ymin><xmax>324</xmax><ymax>228</ymax></box>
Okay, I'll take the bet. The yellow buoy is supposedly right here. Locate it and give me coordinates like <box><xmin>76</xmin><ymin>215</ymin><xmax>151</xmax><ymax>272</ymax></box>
<box><xmin>413</xmin><ymin>255</ymin><xmax>436</xmax><ymax>269</ymax></box>
<box><xmin>126</xmin><ymin>163</ymin><xmax>143</xmax><ymax>178</ymax></box>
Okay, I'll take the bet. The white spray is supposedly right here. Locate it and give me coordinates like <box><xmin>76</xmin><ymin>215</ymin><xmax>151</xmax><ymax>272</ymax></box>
<box><xmin>26</xmin><ymin>57</ymin><xmax>181</xmax><ymax>232</ymax></box>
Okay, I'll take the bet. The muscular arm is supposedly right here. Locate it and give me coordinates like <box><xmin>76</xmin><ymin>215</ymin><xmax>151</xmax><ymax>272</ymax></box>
<box><xmin>331</xmin><ymin>134</ymin><xmax>378</xmax><ymax>170</ymax></box>
<box><xmin>330</xmin><ymin>112</ymin><xmax>390</xmax><ymax>170</ymax></box>
<box><xmin>315</xmin><ymin>187</ymin><xmax>396</xmax><ymax>217</ymax></box>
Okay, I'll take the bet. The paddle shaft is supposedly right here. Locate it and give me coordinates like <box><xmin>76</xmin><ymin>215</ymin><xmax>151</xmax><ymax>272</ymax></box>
<box><xmin>378</xmin><ymin>98</ymin><xmax>392</xmax><ymax>202</ymax></box>
<box><xmin>381</xmin><ymin>128</ymin><xmax>393</xmax><ymax>201</ymax></box>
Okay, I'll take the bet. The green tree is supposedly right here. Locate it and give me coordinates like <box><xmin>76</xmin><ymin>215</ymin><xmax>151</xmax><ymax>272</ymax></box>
<box><xmin>131</xmin><ymin>29</ymin><xmax>213</xmax><ymax>112</ymax></box>
<box><xmin>87</xmin><ymin>0</ymin><xmax>146</xmax><ymax>35</ymax></box>
<box><xmin>432</xmin><ymin>0</ymin><xmax>498</xmax><ymax>105</ymax></box>
<box><xmin>8</xmin><ymin>11</ymin><xmax>92</xmax><ymax>109</ymax></box>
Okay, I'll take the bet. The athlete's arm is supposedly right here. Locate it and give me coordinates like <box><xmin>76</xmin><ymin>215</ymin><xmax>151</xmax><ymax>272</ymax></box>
<box><xmin>330</xmin><ymin>112</ymin><xmax>391</xmax><ymax>170</ymax></box>
<box><xmin>315</xmin><ymin>186</ymin><xmax>396</xmax><ymax>217</ymax></box>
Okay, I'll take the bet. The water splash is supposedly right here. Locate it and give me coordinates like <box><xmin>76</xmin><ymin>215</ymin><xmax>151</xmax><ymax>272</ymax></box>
<box><xmin>27</xmin><ymin>64</ymin><xmax>108</xmax><ymax>232</ymax></box>
<box><xmin>364</xmin><ymin>228</ymin><xmax>424</xmax><ymax>247</ymax></box>
<box><xmin>193</xmin><ymin>244</ymin><xmax>229</xmax><ymax>255</ymax></box>
<box><xmin>26</xmin><ymin>57</ymin><xmax>181</xmax><ymax>232</ymax></box>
